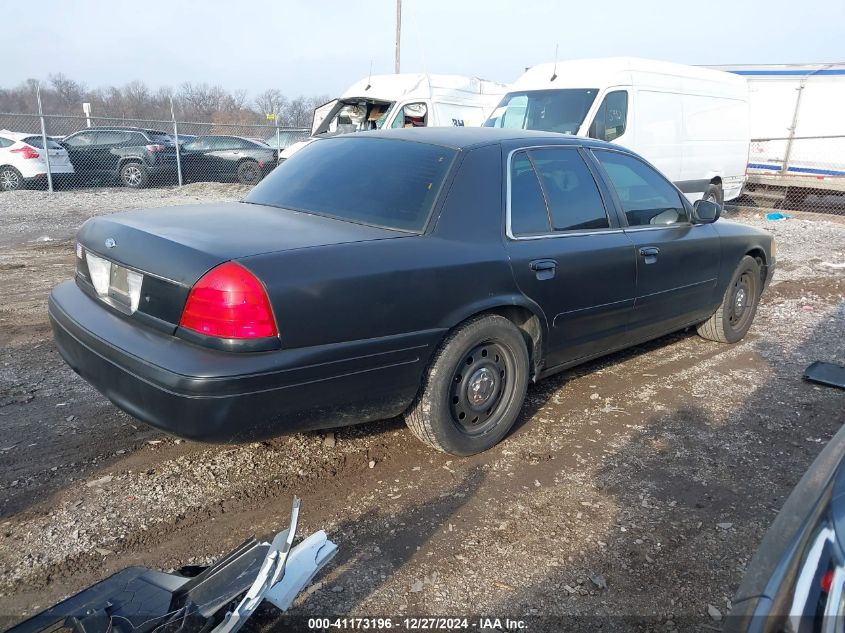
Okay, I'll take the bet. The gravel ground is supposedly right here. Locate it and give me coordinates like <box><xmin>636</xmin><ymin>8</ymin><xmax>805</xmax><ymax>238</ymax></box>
<box><xmin>0</xmin><ymin>189</ymin><xmax>843</xmax><ymax>631</ymax></box>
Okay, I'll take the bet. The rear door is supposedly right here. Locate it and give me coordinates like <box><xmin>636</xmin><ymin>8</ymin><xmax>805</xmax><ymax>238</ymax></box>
<box><xmin>591</xmin><ymin>148</ymin><xmax>720</xmax><ymax>340</ymax></box>
<box><xmin>503</xmin><ymin>144</ymin><xmax>637</xmax><ymax>368</ymax></box>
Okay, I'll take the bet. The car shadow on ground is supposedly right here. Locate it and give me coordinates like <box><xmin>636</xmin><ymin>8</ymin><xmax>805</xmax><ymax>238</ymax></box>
<box><xmin>471</xmin><ymin>303</ymin><xmax>845</xmax><ymax>632</ymax></box>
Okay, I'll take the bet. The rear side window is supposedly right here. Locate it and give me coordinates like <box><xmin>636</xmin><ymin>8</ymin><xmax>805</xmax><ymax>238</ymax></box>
<box><xmin>63</xmin><ymin>132</ymin><xmax>97</xmax><ymax>147</ymax></box>
<box><xmin>246</xmin><ymin>137</ymin><xmax>455</xmax><ymax>232</ymax></box>
<box><xmin>509</xmin><ymin>148</ymin><xmax>610</xmax><ymax>236</ymax></box>
<box><xmin>594</xmin><ymin>150</ymin><xmax>687</xmax><ymax>226</ymax></box>
<box><xmin>510</xmin><ymin>152</ymin><xmax>551</xmax><ymax>235</ymax></box>
<box><xmin>530</xmin><ymin>148</ymin><xmax>609</xmax><ymax>231</ymax></box>
<box><xmin>22</xmin><ymin>136</ymin><xmax>63</xmax><ymax>149</ymax></box>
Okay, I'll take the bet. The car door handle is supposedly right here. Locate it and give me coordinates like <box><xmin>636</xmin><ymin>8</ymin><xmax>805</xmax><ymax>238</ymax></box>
<box><xmin>529</xmin><ymin>259</ymin><xmax>557</xmax><ymax>280</ymax></box>
<box><xmin>639</xmin><ymin>246</ymin><xmax>660</xmax><ymax>264</ymax></box>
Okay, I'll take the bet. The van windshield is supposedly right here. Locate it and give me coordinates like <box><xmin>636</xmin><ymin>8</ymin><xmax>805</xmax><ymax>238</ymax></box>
<box><xmin>314</xmin><ymin>99</ymin><xmax>395</xmax><ymax>136</ymax></box>
<box><xmin>484</xmin><ymin>89</ymin><xmax>599</xmax><ymax>135</ymax></box>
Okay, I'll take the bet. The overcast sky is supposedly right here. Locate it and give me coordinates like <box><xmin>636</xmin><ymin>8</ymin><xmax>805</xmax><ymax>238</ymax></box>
<box><xmin>6</xmin><ymin>0</ymin><xmax>843</xmax><ymax>97</ymax></box>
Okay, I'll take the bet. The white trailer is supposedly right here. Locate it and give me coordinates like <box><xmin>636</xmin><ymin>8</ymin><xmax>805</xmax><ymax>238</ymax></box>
<box><xmin>281</xmin><ymin>74</ymin><xmax>507</xmax><ymax>159</ymax></box>
<box><xmin>711</xmin><ymin>63</ymin><xmax>845</xmax><ymax>208</ymax></box>
<box><xmin>484</xmin><ymin>57</ymin><xmax>750</xmax><ymax>205</ymax></box>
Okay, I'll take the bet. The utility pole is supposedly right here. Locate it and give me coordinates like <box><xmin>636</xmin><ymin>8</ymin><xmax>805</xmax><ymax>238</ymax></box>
<box><xmin>394</xmin><ymin>0</ymin><xmax>402</xmax><ymax>74</ymax></box>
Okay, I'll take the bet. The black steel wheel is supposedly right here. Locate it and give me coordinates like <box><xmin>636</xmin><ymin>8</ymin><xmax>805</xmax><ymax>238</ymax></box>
<box><xmin>697</xmin><ymin>255</ymin><xmax>761</xmax><ymax>343</ymax></box>
<box><xmin>405</xmin><ymin>314</ymin><xmax>529</xmax><ymax>455</ymax></box>
<box><xmin>237</xmin><ymin>160</ymin><xmax>262</xmax><ymax>185</ymax></box>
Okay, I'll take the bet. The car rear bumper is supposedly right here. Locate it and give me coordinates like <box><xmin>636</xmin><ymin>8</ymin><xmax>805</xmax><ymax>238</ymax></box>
<box><xmin>49</xmin><ymin>280</ymin><xmax>435</xmax><ymax>442</ymax></box>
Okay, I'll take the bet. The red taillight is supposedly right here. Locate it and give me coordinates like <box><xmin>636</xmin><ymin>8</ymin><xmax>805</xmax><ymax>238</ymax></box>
<box><xmin>821</xmin><ymin>569</ymin><xmax>834</xmax><ymax>593</ymax></box>
<box><xmin>145</xmin><ymin>144</ymin><xmax>164</xmax><ymax>152</ymax></box>
<box><xmin>179</xmin><ymin>262</ymin><xmax>278</xmax><ymax>339</ymax></box>
<box><xmin>11</xmin><ymin>146</ymin><xmax>39</xmax><ymax>160</ymax></box>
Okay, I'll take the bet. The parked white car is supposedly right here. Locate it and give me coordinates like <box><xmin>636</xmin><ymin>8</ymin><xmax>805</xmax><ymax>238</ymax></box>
<box><xmin>484</xmin><ymin>57</ymin><xmax>750</xmax><ymax>205</ymax></box>
<box><xmin>280</xmin><ymin>73</ymin><xmax>508</xmax><ymax>160</ymax></box>
<box><xmin>0</xmin><ymin>130</ymin><xmax>75</xmax><ymax>191</ymax></box>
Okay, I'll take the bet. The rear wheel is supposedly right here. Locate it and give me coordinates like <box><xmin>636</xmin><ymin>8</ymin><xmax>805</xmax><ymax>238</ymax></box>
<box><xmin>404</xmin><ymin>315</ymin><xmax>529</xmax><ymax>455</ymax></box>
<box><xmin>0</xmin><ymin>166</ymin><xmax>23</xmax><ymax>192</ymax></box>
<box><xmin>697</xmin><ymin>255</ymin><xmax>761</xmax><ymax>343</ymax></box>
<box><xmin>120</xmin><ymin>162</ymin><xmax>149</xmax><ymax>188</ymax></box>
<box><xmin>237</xmin><ymin>160</ymin><xmax>262</xmax><ymax>185</ymax></box>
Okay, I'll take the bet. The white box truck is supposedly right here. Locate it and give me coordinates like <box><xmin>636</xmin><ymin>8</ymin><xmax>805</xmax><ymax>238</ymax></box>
<box><xmin>710</xmin><ymin>63</ymin><xmax>845</xmax><ymax>209</ymax></box>
<box><xmin>484</xmin><ymin>57</ymin><xmax>750</xmax><ymax>205</ymax></box>
<box><xmin>280</xmin><ymin>74</ymin><xmax>507</xmax><ymax>160</ymax></box>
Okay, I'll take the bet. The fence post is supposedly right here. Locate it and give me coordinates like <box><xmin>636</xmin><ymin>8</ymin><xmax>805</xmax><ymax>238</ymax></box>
<box><xmin>276</xmin><ymin>122</ymin><xmax>281</xmax><ymax>164</ymax></box>
<box><xmin>170</xmin><ymin>97</ymin><xmax>183</xmax><ymax>187</ymax></box>
<box><xmin>36</xmin><ymin>85</ymin><xmax>54</xmax><ymax>193</ymax></box>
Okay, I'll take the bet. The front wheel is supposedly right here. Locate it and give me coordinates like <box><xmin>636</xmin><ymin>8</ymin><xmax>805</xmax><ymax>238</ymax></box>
<box><xmin>237</xmin><ymin>160</ymin><xmax>262</xmax><ymax>185</ymax></box>
<box><xmin>120</xmin><ymin>162</ymin><xmax>149</xmax><ymax>188</ymax></box>
<box><xmin>702</xmin><ymin>183</ymin><xmax>724</xmax><ymax>207</ymax></box>
<box><xmin>697</xmin><ymin>255</ymin><xmax>761</xmax><ymax>343</ymax></box>
<box><xmin>404</xmin><ymin>315</ymin><xmax>529</xmax><ymax>455</ymax></box>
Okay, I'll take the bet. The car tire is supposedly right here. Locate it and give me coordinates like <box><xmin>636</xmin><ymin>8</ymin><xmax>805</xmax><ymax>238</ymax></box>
<box><xmin>0</xmin><ymin>166</ymin><xmax>24</xmax><ymax>192</ymax></box>
<box><xmin>702</xmin><ymin>183</ymin><xmax>724</xmax><ymax>207</ymax></box>
<box><xmin>120</xmin><ymin>162</ymin><xmax>149</xmax><ymax>188</ymax></box>
<box><xmin>404</xmin><ymin>315</ymin><xmax>529</xmax><ymax>456</ymax></box>
<box><xmin>697</xmin><ymin>255</ymin><xmax>761</xmax><ymax>344</ymax></box>
<box><xmin>237</xmin><ymin>160</ymin><xmax>262</xmax><ymax>185</ymax></box>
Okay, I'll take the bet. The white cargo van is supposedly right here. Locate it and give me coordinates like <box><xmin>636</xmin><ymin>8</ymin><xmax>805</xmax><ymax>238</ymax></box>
<box><xmin>281</xmin><ymin>73</ymin><xmax>507</xmax><ymax>159</ymax></box>
<box><xmin>484</xmin><ymin>57</ymin><xmax>750</xmax><ymax>205</ymax></box>
<box><xmin>710</xmin><ymin>63</ymin><xmax>845</xmax><ymax>208</ymax></box>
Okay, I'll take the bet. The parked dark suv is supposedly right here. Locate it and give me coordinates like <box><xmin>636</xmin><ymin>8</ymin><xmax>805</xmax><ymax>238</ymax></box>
<box><xmin>61</xmin><ymin>127</ymin><xmax>178</xmax><ymax>188</ymax></box>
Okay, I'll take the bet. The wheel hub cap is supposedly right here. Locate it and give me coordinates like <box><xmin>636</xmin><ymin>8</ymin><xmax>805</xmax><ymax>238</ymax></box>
<box><xmin>467</xmin><ymin>367</ymin><xmax>496</xmax><ymax>407</ymax></box>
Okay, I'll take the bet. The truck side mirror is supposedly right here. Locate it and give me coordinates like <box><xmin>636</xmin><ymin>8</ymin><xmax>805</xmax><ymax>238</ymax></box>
<box><xmin>692</xmin><ymin>199</ymin><xmax>721</xmax><ymax>224</ymax></box>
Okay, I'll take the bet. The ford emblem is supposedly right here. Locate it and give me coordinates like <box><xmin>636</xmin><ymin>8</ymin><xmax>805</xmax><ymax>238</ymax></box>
<box><xmin>105</xmin><ymin>238</ymin><xmax>116</xmax><ymax>249</ymax></box>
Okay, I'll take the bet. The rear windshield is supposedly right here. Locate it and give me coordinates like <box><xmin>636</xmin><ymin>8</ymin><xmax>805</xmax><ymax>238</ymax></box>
<box><xmin>23</xmin><ymin>136</ymin><xmax>63</xmax><ymax>149</ymax></box>
<box><xmin>245</xmin><ymin>137</ymin><xmax>456</xmax><ymax>232</ymax></box>
<box><xmin>147</xmin><ymin>133</ymin><xmax>174</xmax><ymax>145</ymax></box>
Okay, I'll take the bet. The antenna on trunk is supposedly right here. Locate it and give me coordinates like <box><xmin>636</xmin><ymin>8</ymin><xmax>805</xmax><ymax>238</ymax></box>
<box><xmin>365</xmin><ymin>60</ymin><xmax>373</xmax><ymax>91</ymax></box>
<box><xmin>550</xmin><ymin>44</ymin><xmax>559</xmax><ymax>82</ymax></box>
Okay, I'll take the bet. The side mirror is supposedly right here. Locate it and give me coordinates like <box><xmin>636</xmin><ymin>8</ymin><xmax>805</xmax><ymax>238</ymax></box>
<box><xmin>692</xmin><ymin>199</ymin><xmax>721</xmax><ymax>224</ymax></box>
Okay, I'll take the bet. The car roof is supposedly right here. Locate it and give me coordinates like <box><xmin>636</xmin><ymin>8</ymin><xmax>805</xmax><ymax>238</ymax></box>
<box><xmin>326</xmin><ymin>126</ymin><xmax>615</xmax><ymax>151</ymax></box>
<box><xmin>65</xmin><ymin>127</ymin><xmax>169</xmax><ymax>136</ymax></box>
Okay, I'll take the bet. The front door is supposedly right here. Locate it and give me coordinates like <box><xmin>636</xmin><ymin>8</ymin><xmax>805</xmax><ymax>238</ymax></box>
<box><xmin>591</xmin><ymin>148</ymin><xmax>721</xmax><ymax>340</ymax></box>
<box><xmin>503</xmin><ymin>145</ymin><xmax>637</xmax><ymax>368</ymax></box>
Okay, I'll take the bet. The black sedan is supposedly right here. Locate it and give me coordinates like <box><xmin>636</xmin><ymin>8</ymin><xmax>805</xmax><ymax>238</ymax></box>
<box><xmin>48</xmin><ymin>128</ymin><xmax>775</xmax><ymax>455</ymax></box>
<box><xmin>179</xmin><ymin>135</ymin><xmax>277</xmax><ymax>185</ymax></box>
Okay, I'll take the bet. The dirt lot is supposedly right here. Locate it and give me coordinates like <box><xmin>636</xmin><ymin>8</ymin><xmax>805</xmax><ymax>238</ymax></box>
<box><xmin>0</xmin><ymin>185</ymin><xmax>843</xmax><ymax>631</ymax></box>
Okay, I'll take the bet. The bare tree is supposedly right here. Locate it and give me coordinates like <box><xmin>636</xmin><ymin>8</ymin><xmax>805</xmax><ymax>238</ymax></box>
<box><xmin>254</xmin><ymin>88</ymin><xmax>288</xmax><ymax>121</ymax></box>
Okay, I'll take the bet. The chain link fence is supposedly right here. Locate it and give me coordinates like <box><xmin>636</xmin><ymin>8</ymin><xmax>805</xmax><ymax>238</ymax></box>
<box><xmin>0</xmin><ymin>111</ymin><xmax>309</xmax><ymax>192</ymax></box>
<box><xmin>725</xmin><ymin>135</ymin><xmax>845</xmax><ymax>217</ymax></box>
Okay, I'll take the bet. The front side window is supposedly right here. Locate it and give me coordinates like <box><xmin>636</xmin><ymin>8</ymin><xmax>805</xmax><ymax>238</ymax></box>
<box><xmin>63</xmin><ymin>132</ymin><xmax>97</xmax><ymax>147</ymax></box>
<box><xmin>485</xmin><ymin>89</ymin><xmax>599</xmax><ymax>135</ymax></box>
<box><xmin>391</xmin><ymin>102</ymin><xmax>428</xmax><ymax>128</ymax></box>
<box><xmin>589</xmin><ymin>91</ymin><xmax>628</xmax><ymax>142</ymax></box>
<box><xmin>593</xmin><ymin>150</ymin><xmax>687</xmax><ymax>227</ymax></box>
<box><xmin>246</xmin><ymin>137</ymin><xmax>455</xmax><ymax>232</ymax></box>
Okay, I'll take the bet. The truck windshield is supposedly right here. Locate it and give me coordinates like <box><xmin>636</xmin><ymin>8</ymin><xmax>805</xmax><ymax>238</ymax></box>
<box><xmin>245</xmin><ymin>136</ymin><xmax>456</xmax><ymax>232</ymax></box>
<box><xmin>484</xmin><ymin>89</ymin><xmax>599</xmax><ymax>135</ymax></box>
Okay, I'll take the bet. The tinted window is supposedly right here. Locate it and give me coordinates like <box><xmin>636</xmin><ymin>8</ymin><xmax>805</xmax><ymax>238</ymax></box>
<box><xmin>485</xmin><ymin>89</ymin><xmax>599</xmax><ymax>135</ymax></box>
<box><xmin>530</xmin><ymin>148</ymin><xmax>609</xmax><ymax>231</ymax></box>
<box><xmin>22</xmin><ymin>136</ymin><xmax>63</xmax><ymax>149</ymax></box>
<box><xmin>509</xmin><ymin>152</ymin><xmax>550</xmax><ymax>236</ymax></box>
<box><xmin>147</xmin><ymin>133</ymin><xmax>173</xmax><ymax>144</ymax></box>
<box><xmin>594</xmin><ymin>150</ymin><xmax>687</xmax><ymax>226</ymax></box>
<box><xmin>63</xmin><ymin>132</ymin><xmax>97</xmax><ymax>147</ymax></box>
<box><xmin>589</xmin><ymin>91</ymin><xmax>628</xmax><ymax>142</ymax></box>
<box><xmin>95</xmin><ymin>131</ymin><xmax>134</xmax><ymax>145</ymax></box>
<box><xmin>246</xmin><ymin>137</ymin><xmax>455</xmax><ymax>232</ymax></box>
